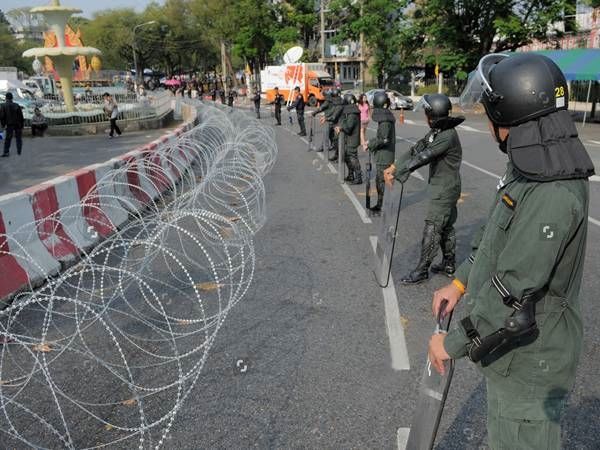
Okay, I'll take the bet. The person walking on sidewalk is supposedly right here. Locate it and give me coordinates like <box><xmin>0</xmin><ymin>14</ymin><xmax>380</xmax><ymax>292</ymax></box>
<box><xmin>0</xmin><ymin>92</ymin><xmax>24</xmax><ymax>157</ymax></box>
<box><xmin>358</xmin><ymin>94</ymin><xmax>370</xmax><ymax>147</ymax></box>
<box><xmin>103</xmin><ymin>93</ymin><xmax>122</xmax><ymax>138</ymax></box>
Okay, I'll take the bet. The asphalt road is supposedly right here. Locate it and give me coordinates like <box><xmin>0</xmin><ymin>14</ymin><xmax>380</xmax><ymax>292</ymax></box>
<box><xmin>2</xmin><ymin>106</ymin><xmax>599</xmax><ymax>448</ymax></box>
<box><xmin>0</xmin><ymin>124</ymin><xmax>180</xmax><ymax>196</ymax></box>
<box><xmin>164</xmin><ymin>108</ymin><xmax>600</xmax><ymax>449</ymax></box>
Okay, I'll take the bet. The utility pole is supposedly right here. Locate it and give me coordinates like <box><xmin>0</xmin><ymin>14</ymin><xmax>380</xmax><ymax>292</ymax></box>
<box><xmin>320</xmin><ymin>0</ymin><xmax>326</xmax><ymax>62</ymax></box>
<box><xmin>220</xmin><ymin>40</ymin><xmax>228</xmax><ymax>92</ymax></box>
<box><xmin>132</xmin><ymin>21</ymin><xmax>156</xmax><ymax>91</ymax></box>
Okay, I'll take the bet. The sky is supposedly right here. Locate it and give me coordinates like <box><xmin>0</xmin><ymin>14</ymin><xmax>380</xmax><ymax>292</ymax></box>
<box><xmin>2</xmin><ymin>1</ymin><xmax>163</xmax><ymax>19</ymax></box>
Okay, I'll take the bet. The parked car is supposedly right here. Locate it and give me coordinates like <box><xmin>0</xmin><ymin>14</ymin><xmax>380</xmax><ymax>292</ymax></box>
<box><xmin>365</xmin><ymin>89</ymin><xmax>414</xmax><ymax>110</ymax></box>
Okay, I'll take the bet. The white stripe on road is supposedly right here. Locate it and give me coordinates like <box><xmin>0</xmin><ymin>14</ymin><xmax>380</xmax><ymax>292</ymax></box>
<box><xmin>461</xmin><ymin>160</ymin><xmax>600</xmax><ymax>229</ymax></box>
<box><xmin>462</xmin><ymin>160</ymin><xmax>501</xmax><ymax>179</ymax></box>
<box><xmin>590</xmin><ymin>175</ymin><xmax>600</xmax><ymax>182</ymax></box>
<box><xmin>342</xmin><ymin>184</ymin><xmax>372</xmax><ymax>224</ymax></box>
<box><xmin>587</xmin><ymin>140</ymin><xmax>600</xmax><ymax>146</ymax></box>
<box><xmin>458</xmin><ymin>124</ymin><xmax>487</xmax><ymax>133</ymax></box>
<box><xmin>328</xmin><ymin>163</ymin><xmax>337</xmax><ymax>174</ymax></box>
<box><xmin>370</xmin><ymin>236</ymin><xmax>410</xmax><ymax>371</ymax></box>
<box><xmin>397</xmin><ymin>427</ymin><xmax>410</xmax><ymax>450</ymax></box>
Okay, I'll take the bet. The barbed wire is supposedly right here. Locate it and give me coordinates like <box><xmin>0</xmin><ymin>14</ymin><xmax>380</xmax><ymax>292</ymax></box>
<box><xmin>0</xmin><ymin>100</ymin><xmax>277</xmax><ymax>449</ymax></box>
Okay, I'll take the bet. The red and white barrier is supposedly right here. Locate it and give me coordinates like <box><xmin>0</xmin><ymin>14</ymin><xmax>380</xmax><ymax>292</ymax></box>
<box><xmin>0</xmin><ymin>105</ymin><xmax>199</xmax><ymax>303</ymax></box>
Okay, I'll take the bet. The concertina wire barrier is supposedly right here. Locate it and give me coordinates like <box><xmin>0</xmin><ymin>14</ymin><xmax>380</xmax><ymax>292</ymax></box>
<box><xmin>0</xmin><ymin>99</ymin><xmax>278</xmax><ymax>449</ymax></box>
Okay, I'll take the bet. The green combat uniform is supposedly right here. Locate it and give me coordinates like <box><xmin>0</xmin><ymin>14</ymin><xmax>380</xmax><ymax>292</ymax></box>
<box><xmin>444</xmin><ymin>110</ymin><xmax>595</xmax><ymax>450</ymax></box>
<box><xmin>367</xmin><ymin>108</ymin><xmax>396</xmax><ymax>211</ymax></box>
<box><xmin>394</xmin><ymin>116</ymin><xmax>464</xmax><ymax>283</ymax></box>
<box><xmin>313</xmin><ymin>98</ymin><xmax>331</xmax><ymax>152</ymax></box>
<box><xmin>338</xmin><ymin>103</ymin><xmax>362</xmax><ymax>184</ymax></box>
<box><xmin>327</xmin><ymin>96</ymin><xmax>345</xmax><ymax>158</ymax></box>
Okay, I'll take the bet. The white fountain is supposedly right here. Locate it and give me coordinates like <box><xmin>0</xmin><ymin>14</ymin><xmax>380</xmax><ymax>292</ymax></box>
<box><xmin>22</xmin><ymin>0</ymin><xmax>101</xmax><ymax>112</ymax></box>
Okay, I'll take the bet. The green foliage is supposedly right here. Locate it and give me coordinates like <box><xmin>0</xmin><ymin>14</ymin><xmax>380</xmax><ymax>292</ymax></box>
<box><xmin>416</xmin><ymin>84</ymin><xmax>450</xmax><ymax>96</ymax></box>
<box><xmin>403</xmin><ymin>0</ymin><xmax>576</xmax><ymax>73</ymax></box>
<box><xmin>0</xmin><ymin>14</ymin><xmax>36</xmax><ymax>73</ymax></box>
<box><xmin>330</xmin><ymin>0</ymin><xmax>410</xmax><ymax>88</ymax></box>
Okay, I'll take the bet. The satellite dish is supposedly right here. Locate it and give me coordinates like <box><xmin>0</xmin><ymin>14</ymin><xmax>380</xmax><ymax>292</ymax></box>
<box><xmin>283</xmin><ymin>46</ymin><xmax>304</xmax><ymax>64</ymax></box>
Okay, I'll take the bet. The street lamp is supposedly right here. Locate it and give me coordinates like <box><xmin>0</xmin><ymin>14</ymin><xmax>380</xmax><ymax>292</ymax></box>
<box><xmin>133</xmin><ymin>20</ymin><xmax>157</xmax><ymax>89</ymax></box>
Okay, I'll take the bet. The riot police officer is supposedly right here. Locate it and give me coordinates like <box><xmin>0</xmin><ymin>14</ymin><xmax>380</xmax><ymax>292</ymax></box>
<box><xmin>335</xmin><ymin>93</ymin><xmax>362</xmax><ymax>184</ymax></box>
<box><xmin>327</xmin><ymin>88</ymin><xmax>345</xmax><ymax>162</ymax></box>
<box><xmin>269</xmin><ymin>87</ymin><xmax>284</xmax><ymax>125</ymax></box>
<box><xmin>312</xmin><ymin>90</ymin><xmax>333</xmax><ymax>152</ymax></box>
<box><xmin>364</xmin><ymin>91</ymin><xmax>395</xmax><ymax>215</ymax></box>
<box><xmin>287</xmin><ymin>86</ymin><xmax>306</xmax><ymax>136</ymax></box>
<box><xmin>384</xmin><ymin>94</ymin><xmax>464</xmax><ymax>284</ymax></box>
<box><xmin>428</xmin><ymin>53</ymin><xmax>595</xmax><ymax>450</ymax></box>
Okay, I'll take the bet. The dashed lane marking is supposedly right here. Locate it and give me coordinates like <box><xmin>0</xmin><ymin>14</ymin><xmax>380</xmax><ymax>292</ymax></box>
<box><xmin>397</xmin><ymin>427</ymin><xmax>410</xmax><ymax>450</ymax></box>
<box><xmin>458</xmin><ymin>124</ymin><xmax>487</xmax><ymax>133</ymax></box>
<box><xmin>342</xmin><ymin>184</ymin><xmax>372</xmax><ymax>224</ymax></box>
<box><xmin>370</xmin><ymin>236</ymin><xmax>410</xmax><ymax>371</ymax></box>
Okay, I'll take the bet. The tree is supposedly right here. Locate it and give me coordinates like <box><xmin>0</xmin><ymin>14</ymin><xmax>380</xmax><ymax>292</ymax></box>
<box><xmin>330</xmin><ymin>0</ymin><xmax>409</xmax><ymax>88</ymax></box>
<box><xmin>0</xmin><ymin>10</ymin><xmax>38</xmax><ymax>73</ymax></box>
<box><xmin>404</xmin><ymin>0</ymin><xmax>577</xmax><ymax>74</ymax></box>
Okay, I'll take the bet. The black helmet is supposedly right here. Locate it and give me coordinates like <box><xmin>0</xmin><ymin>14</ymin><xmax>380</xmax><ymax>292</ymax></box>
<box><xmin>5</xmin><ymin>92</ymin><xmax>13</xmax><ymax>101</ymax></box>
<box><xmin>462</xmin><ymin>53</ymin><xmax>568</xmax><ymax>127</ymax></box>
<box><xmin>372</xmin><ymin>91</ymin><xmax>390</xmax><ymax>109</ymax></box>
<box><xmin>343</xmin><ymin>93</ymin><xmax>357</xmax><ymax>105</ymax></box>
<box><xmin>420</xmin><ymin>94</ymin><xmax>451</xmax><ymax>119</ymax></box>
<box><xmin>331</xmin><ymin>88</ymin><xmax>340</xmax><ymax>97</ymax></box>
<box><xmin>324</xmin><ymin>89</ymin><xmax>332</xmax><ymax>98</ymax></box>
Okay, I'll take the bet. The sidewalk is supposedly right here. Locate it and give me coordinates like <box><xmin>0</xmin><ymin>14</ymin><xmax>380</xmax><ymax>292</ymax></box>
<box><xmin>0</xmin><ymin>125</ymin><xmax>180</xmax><ymax>196</ymax></box>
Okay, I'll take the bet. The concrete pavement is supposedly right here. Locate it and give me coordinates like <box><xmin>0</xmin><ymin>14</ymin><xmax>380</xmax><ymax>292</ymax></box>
<box><xmin>0</xmin><ymin>124</ymin><xmax>180</xmax><ymax>196</ymax></box>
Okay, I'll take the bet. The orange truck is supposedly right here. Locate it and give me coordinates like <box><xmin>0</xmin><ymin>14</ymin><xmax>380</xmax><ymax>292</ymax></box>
<box><xmin>261</xmin><ymin>63</ymin><xmax>335</xmax><ymax>107</ymax></box>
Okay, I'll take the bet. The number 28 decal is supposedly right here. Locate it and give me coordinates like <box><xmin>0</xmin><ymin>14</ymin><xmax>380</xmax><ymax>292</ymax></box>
<box><xmin>555</xmin><ymin>86</ymin><xmax>565</xmax><ymax>97</ymax></box>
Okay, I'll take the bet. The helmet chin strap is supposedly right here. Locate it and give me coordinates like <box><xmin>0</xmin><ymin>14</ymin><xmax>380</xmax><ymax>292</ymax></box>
<box><xmin>493</xmin><ymin>124</ymin><xmax>509</xmax><ymax>153</ymax></box>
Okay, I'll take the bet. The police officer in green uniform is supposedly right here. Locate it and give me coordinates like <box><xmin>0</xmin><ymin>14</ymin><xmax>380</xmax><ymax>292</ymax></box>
<box><xmin>328</xmin><ymin>88</ymin><xmax>345</xmax><ymax>162</ymax></box>
<box><xmin>335</xmin><ymin>93</ymin><xmax>362</xmax><ymax>185</ymax></box>
<box><xmin>427</xmin><ymin>53</ymin><xmax>595</xmax><ymax>450</ymax></box>
<box><xmin>384</xmin><ymin>94</ymin><xmax>464</xmax><ymax>284</ymax></box>
<box><xmin>312</xmin><ymin>90</ymin><xmax>332</xmax><ymax>152</ymax></box>
<box><xmin>364</xmin><ymin>91</ymin><xmax>395</xmax><ymax>215</ymax></box>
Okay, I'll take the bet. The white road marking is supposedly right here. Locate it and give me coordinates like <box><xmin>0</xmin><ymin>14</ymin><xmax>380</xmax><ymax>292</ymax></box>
<box><xmin>370</xmin><ymin>236</ymin><xmax>410</xmax><ymax>371</ymax></box>
<box><xmin>342</xmin><ymin>184</ymin><xmax>372</xmax><ymax>224</ymax></box>
<box><xmin>397</xmin><ymin>427</ymin><xmax>410</xmax><ymax>450</ymax></box>
<box><xmin>328</xmin><ymin>163</ymin><xmax>337</xmax><ymax>174</ymax></box>
<box><xmin>587</xmin><ymin>140</ymin><xmax>600</xmax><ymax>146</ymax></box>
<box><xmin>462</xmin><ymin>160</ymin><xmax>500</xmax><ymax>179</ymax></box>
<box><xmin>591</xmin><ymin>175</ymin><xmax>600</xmax><ymax>182</ymax></box>
<box><xmin>458</xmin><ymin>124</ymin><xmax>486</xmax><ymax>133</ymax></box>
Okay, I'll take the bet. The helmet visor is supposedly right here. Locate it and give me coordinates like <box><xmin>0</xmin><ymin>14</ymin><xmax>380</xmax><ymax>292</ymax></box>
<box><xmin>459</xmin><ymin>53</ymin><xmax>509</xmax><ymax>111</ymax></box>
<box><xmin>413</xmin><ymin>96</ymin><xmax>431</xmax><ymax>113</ymax></box>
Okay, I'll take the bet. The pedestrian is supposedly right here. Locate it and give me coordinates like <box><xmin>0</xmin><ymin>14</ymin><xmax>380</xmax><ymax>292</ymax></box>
<box><xmin>363</xmin><ymin>91</ymin><xmax>395</xmax><ymax>215</ymax></box>
<box><xmin>103</xmin><ymin>92</ymin><xmax>121</xmax><ymax>138</ymax></box>
<box><xmin>227</xmin><ymin>89</ymin><xmax>235</xmax><ymax>107</ymax></box>
<box><xmin>252</xmin><ymin>89</ymin><xmax>261</xmax><ymax>119</ymax></box>
<box><xmin>31</xmin><ymin>107</ymin><xmax>48</xmax><ymax>137</ymax></box>
<box><xmin>269</xmin><ymin>87</ymin><xmax>284</xmax><ymax>125</ymax></box>
<box><xmin>287</xmin><ymin>86</ymin><xmax>306</xmax><ymax>136</ymax></box>
<box><xmin>219</xmin><ymin>88</ymin><xmax>226</xmax><ymax>104</ymax></box>
<box><xmin>428</xmin><ymin>53</ymin><xmax>595</xmax><ymax>450</ymax></box>
<box><xmin>311</xmin><ymin>89</ymin><xmax>332</xmax><ymax>152</ymax></box>
<box><xmin>0</xmin><ymin>92</ymin><xmax>24</xmax><ymax>157</ymax></box>
<box><xmin>358</xmin><ymin>93</ymin><xmax>370</xmax><ymax>147</ymax></box>
<box><xmin>327</xmin><ymin>88</ymin><xmax>344</xmax><ymax>161</ymax></box>
<box><xmin>384</xmin><ymin>94</ymin><xmax>464</xmax><ymax>284</ymax></box>
<box><xmin>335</xmin><ymin>93</ymin><xmax>362</xmax><ymax>184</ymax></box>
<box><xmin>211</xmin><ymin>88</ymin><xmax>217</xmax><ymax>102</ymax></box>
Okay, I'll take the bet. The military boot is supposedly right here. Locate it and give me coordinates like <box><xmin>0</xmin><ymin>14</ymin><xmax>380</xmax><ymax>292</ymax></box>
<box><xmin>401</xmin><ymin>223</ymin><xmax>441</xmax><ymax>285</ymax></box>
<box><xmin>349</xmin><ymin>171</ymin><xmax>363</xmax><ymax>185</ymax></box>
<box><xmin>329</xmin><ymin>151</ymin><xmax>338</xmax><ymax>162</ymax></box>
<box><xmin>430</xmin><ymin>229</ymin><xmax>456</xmax><ymax>277</ymax></box>
<box><xmin>369</xmin><ymin>199</ymin><xmax>382</xmax><ymax>216</ymax></box>
<box><xmin>344</xmin><ymin>171</ymin><xmax>354</xmax><ymax>182</ymax></box>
